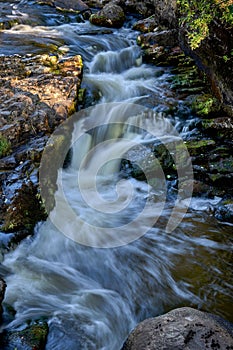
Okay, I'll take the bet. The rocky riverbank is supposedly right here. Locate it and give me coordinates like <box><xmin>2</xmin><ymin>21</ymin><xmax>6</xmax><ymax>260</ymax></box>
<box><xmin>0</xmin><ymin>53</ymin><xmax>83</xmax><ymax>238</ymax></box>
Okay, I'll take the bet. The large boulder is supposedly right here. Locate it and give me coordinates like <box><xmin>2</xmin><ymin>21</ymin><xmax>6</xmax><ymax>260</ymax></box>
<box><xmin>122</xmin><ymin>307</ymin><xmax>233</xmax><ymax>350</ymax></box>
<box><xmin>90</xmin><ymin>3</ymin><xmax>125</xmax><ymax>28</ymax></box>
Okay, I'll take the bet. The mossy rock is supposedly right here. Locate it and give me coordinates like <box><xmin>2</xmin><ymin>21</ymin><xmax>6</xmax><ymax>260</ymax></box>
<box><xmin>185</xmin><ymin>139</ymin><xmax>215</xmax><ymax>157</ymax></box>
<box><xmin>201</xmin><ymin>117</ymin><xmax>233</xmax><ymax>140</ymax></box>
<box><xmin>192</xmin><ymin>94</ymin><xmax>221</xmax><ymax>116</ymax></box>
<box><xmin>90</xmin><ymin>4</ymin><xmax>125</xmax><ymax>28</ymax></box>
<box><xmin>2</xmin><ymin>182</ymin><xmax>47</xmax><ymax>233</ymax></box>
<box><xmin>0</xmin><ymin>322</ymin><xmax>48</xmax><ymax>350</ymax></box>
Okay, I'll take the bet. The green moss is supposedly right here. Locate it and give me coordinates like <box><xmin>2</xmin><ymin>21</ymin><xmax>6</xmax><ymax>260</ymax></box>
<box><xmin>2</xmin><ymin>322</ymin><xmax>48</xmax><ymax>350</ymax></box>
<box><xmin>177</xmin><ymin>0</ymin><xmax>233</xmax><ymax>50</ymax></box>
<box><xmin>0</xmin><ymin>135</ymin><xmax>11</xmax><ymax>158</ymax></box>
<box><xmin>192</xmin><ymin>94</ymin><xmax>220</xmax><ymax>116</ymax></box>
<box><xmin>185</xmin><ymin>139</ymin><xmax>215</xmax><ymax>156</ymax></box>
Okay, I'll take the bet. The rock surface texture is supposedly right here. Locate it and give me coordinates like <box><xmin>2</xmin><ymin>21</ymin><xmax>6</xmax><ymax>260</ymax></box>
<box><xmin>90</xmin><ymin>3</ymin><xmax>125</xmax><ymax>28</ymax></box>
<box><xmin>0</xmin><ymin>53</ymin><xmax>83</xmax><ymax>236</ymax></box>
<box><xmin>122</xmin><ymin>307</ymin><xmax>233</xmax><ymax>350</ymax></box>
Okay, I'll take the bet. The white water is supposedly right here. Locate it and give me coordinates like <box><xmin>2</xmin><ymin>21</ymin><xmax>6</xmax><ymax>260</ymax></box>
<box><xmin>1</xmin><ymin>9</ymin><xmax>233</xmax><ymax>350</ymax></box>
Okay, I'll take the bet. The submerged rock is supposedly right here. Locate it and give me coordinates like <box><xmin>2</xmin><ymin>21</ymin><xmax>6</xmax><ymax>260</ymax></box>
<box><xmin>122</xmin><ymin>307</ymin><xmax>233</xmax><ymax>350</ymax></box>
<box><xmin>90</xmin><ymin>3</ymin><xmax>125</xmax><ymax>28</ymax></box>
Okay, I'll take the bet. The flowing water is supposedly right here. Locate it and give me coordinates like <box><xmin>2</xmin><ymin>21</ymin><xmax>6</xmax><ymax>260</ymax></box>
<box><xmin>0</xmin><ymin>1</ymin><xmax>233</xmax><ymax>349</ymax></box>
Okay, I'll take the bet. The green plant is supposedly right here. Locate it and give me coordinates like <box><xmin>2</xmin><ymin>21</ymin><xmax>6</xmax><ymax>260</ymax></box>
<box><xmin>177</xmin><ymin>0</ymin><xmax>233</xmax><ymax>49</ymax></box>
<box><xmin>0</xmin><ymin>135</ymin><xmax>11</xmax><ymax>158</ymax></box>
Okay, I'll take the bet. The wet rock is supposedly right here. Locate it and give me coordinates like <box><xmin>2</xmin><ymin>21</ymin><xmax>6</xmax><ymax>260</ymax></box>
<box><xmin>0</xmin><ymin>278</ymin><xmax>6</xmax><ymax>318</ymax></box>
<box><xmin>201</xmin><ymin>117</ymin><xmax>233</xmax><ymax>141</ymax></box>
<box><xmin>2</xmin><ymin>181</ymin><xmax>47</xmax><ymax>233</ymax></box>
<box><xmin>137</xmin><ymin>29</ymin><xmax>178</xmax><ymax>48</ymax></box>
<box><xmin>214</xmin><ymin>197</ymin><xmax>233</xmax><ymax>223</ymax></box>
<box><xmin>90</xmin><ymin>3</ymin><xmax>125</xmax><ymax>28</ymax></box>
<box><xmin>37</xmin><ymin>0</ymin><xmax>90</xmax><ymax>14</ymax></box>
<box><xmin>0</xmin><ymin>322</ymin><xmax>49</xmax><ymax>350</ymax></box>
<box><xmin>170</xmin><ymin>57</ymin><xmax>207</xmax><ymax>95</ymax></box>
<box><xmin>136</xmin><ymin>29</ymin><xmax>183</xmax><ymax>66</ymax></box>
<box><xmin>122</xmin><ymin>307</ymin><xmax>233</xmax><ymax>350</ymax></box>
<box><xmin>185</xmin><ymin>139</ymin><xmax>216</xmax><ymax>157</ymax></box>
<box><xmin>133</xmin><ymin>16</ymin><xmax>157</xmax><ymax>33</ymax></box>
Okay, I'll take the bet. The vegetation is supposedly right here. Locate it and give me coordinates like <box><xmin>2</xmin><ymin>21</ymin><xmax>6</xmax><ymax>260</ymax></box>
<box><xmin>0</xmin><ymin>135</ymin><xmax>11</xmax><ymax>158</ymax></box>
<box><xmin>177</xmin><ymin>0</ymin><xmax>233</xmax><ymax>49</ymax></box>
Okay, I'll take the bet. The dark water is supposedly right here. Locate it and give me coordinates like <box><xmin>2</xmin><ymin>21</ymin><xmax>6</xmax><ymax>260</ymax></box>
<box><xmin>0</xmin><ymin>1</ymin><xmax>232</xmax><ymax>350</ymax></box>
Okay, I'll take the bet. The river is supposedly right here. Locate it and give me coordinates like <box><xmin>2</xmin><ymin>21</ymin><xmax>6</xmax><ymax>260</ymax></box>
<box><xmin>0</xmin><ymin>1</ymin><xmax>233</xmax><ymax>349</ymax></box>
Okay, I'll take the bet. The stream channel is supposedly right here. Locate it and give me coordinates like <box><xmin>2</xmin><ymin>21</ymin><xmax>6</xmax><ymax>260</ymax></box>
<box><xmin>0</xmin><ymin>1</ymin><xmax>233</xmax><ymax>349</ymax></box>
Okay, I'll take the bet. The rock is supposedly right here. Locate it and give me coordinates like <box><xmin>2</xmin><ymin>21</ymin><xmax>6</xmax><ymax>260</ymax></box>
<box><xmin>136</xmin><ymin>29</ymin><xmax>182</xmax><ymax>66</ymax></box>
<box><xmin>36</xmin><ymin>0</ymin><xmax>90</xmax><ymax>13</ymax></box>
<box><xmin>122</xmin><ymin>307</ymin><xmax>233</xmax><ymax>350</ymax></box>
<box><xmin>124</xmin><ymin>0</ymin><xmax>155</xmax><ymax>17</ymax></box>
<box><xmin>0</xmin><ymin>54</ymin><xmax>83</xmax><ymax>149</ymax></box>
<box><xmin>179</xmin><ymin>21</ymin><xmax>233</xmax><ymax>115</ymax></box>
<box><xmin>0</xmin><ymin>278</ymin><xmax>6</xmax><ymax>318</ymax></box>
<box><xmin>133</xmin><ymin>16</ymin><xmax>157</xmax><ymax>33</ymax></box>
<box><xmin>138</xmin><ymin>29</ymin><xmax>178</xmax><ymax>48</ymax></box>
<box><xmin>192</xmin><ymin>94</ymin><xmax>221</xmax><ymax>117</ymax></box>
<box><xmin>153</xmin><ymin>0</ymin><xmax>177</xmax><ymax>28</ymax></box>
<box><xmin>2</xmin><ymin>181</ymin><xmax>47</xmax><ymax>233</ymax></box>
<box><xmin>0</xmin><ymin>53</ymin><xmax>83</xmax><ymax>238</ymax></box>
<box><xmin>185</xmin><ymin>139</ymin><xmax>216</xmax><ymax>157</ymax></box>
<box><xmin>214</xmin><ymin>197</ymin><xmax>233</xmax><ymax>223</ymax></box>
<box><xmin>90</xmin><ymin>3</ymin><xmax>125</xmax><ymax>28</ymax></box>
<box><xmin>201</xmin><ymin>117</ymin><xmax>233</xmax><ymax>141</ymax></box>
<box><xmin>82</xmin><ymin>0</ymin><xmax>110</xmax><ymax>8</ymax></box>
<box><xmin>0</xmin><ymin>322</ymin><xmax>49</xmax><ymax>350</ymax></box>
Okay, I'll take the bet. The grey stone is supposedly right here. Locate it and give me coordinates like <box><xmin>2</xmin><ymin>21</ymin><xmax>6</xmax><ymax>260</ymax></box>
<box><xmin>122</xmin><ymin>307</ymin><xmax>233</xmax><ymax>350</ymax></box>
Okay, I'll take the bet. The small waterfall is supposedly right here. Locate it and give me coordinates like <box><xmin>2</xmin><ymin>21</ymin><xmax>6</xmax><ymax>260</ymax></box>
<box><xmin>89</xmin><ymin>46</ymin><xmax>142</xmax><ymax>73</ymax></box>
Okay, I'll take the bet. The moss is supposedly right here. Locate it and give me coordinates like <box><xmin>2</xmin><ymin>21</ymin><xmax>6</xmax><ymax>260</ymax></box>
<box><xmin>1</xmin><ymin>322</ymin><xmax>48</xmax><ymax>350</ymax></box>
<box><xmin>192</xmin><ymin>94</ymin><xmax>221</xmax><ymax>116</ymax></box>
<box><xmin>185</xmin><ymin>139</ymin><xmax>215</xmax><ymax>156</ymax></box>
<box><xmin>0</xmin><ymin>135</ymin><xmax>11</xmax><ymax>158</ymax></box>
